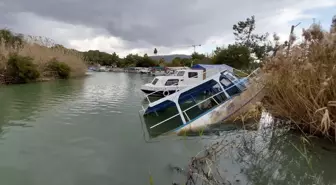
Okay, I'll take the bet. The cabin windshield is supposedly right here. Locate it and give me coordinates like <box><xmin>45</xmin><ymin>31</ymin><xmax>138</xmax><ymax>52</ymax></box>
<box><xmin>176</xmin><ymin>71</ymin><xmax>185</xmax><ymax>76</ymax></box>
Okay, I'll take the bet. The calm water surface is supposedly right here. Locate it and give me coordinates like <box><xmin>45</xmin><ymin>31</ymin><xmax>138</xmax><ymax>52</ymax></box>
<box><xmin>0</xmin><ymin>72</ymin><xmax>336</xmax><ymax>185</ymax></box>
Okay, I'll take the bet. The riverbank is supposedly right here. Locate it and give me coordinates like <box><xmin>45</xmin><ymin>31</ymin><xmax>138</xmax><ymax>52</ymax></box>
<box><xmin>0</xmin><ymin>29</ymin><xmax>87</xmax><ymax>85</ymax></box>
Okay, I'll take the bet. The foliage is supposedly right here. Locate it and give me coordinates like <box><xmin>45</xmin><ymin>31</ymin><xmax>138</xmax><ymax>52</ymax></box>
<box><xmin>166</xmin><ymin>56</ymin><xmax>195</xmax><ymax>67</ymax></box>
<box><xmin>331</xmin><ymin>15</ymin><xmax>336</xmax><ymax>33</ymax></box>
<box><xmin>0</xmin><ymin>29</ymin><xmax>24</xmax><ymax>49</ymax></box>
<box><xmin>233</xmin><ymin>16</ymin><xmax>273</xmax><ymax>60</ymax></box>
<box><xmin>46</xmin><ymin>58</ymin><xmax>71</xmax><ymax>79</ymax></box>
<box><xmin>171</xmin><ymin>57</ymin><xmax>182</xmax><ymax>66</ymax></box>
<box><xmin>83</xmin><ymin>50</ymin><xmax>119</xmax><ymax>66</ymax></box>
<box><xmin>136</xmin><ymin>54</ymin><xmax>158</xmax><ymax>67</ymax></box>
<box><xmin>6</xmin><ymin>54</ymin><xmax>40</xmax><ymax>83</ymax></box>
<box><xmin>262</xmin><ymin>22</ymin><xmax>336</xmax><ymax>139</ymax></box>
<box><xmin>191</xmin><ymin>52</ymin><xmax>206</xmax><ymax>60</ymax></box>
<box><xmin>153</xmin><ymin>48</ymin><xmax>158</xmax><ymax>55</ymax></box>
<box><xmin>114</xmin><ymin>53</ymin><xmax>158</xmax><ymax>67</ymax></box>
<box><xmin>212</xmin><ymin>44</ymin><xmax>252</xmax><ymax>69</ymax></box>
<box><xmin>158</xmin><ymin>58</ymin><xmax>165</xmax><ymax>66</ymax></box>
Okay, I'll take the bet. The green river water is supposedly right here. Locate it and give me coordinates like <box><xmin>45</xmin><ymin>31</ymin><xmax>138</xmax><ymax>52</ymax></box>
<box><xmin>0</xmin><ymin>72</ymin><xmax>336</xmax><ymax>185</ymax></box>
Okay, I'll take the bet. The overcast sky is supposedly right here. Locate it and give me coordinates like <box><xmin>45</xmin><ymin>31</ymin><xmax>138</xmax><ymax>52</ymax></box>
<box><xmin>0</xmin><ymin>0</ymin><xmax>335</xmax><ymax>57</ymax></box>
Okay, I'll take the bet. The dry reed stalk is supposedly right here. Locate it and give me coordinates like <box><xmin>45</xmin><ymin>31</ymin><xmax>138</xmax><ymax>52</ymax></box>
<box><xmin>262</xmin><ymin>23</ymin><xmax>336</xmax><ymax>140</ymax></box>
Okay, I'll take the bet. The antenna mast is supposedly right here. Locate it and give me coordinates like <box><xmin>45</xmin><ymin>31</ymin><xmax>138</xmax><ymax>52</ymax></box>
<box><xmin>191</xmin><ymin>44</ymin><xmax>202</xmax><ymax>53</ymax></box>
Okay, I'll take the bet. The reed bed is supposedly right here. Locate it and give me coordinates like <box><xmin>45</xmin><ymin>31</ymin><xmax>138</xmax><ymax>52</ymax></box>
<box><xmin>0</xmin><ymin>29</ymin><xmax>87</xmax><ymax>84</ymax></box>
<box><xmin>262</xmin><ymin>23</ymin><xmax>336</xmax><ymax>139</ymax></box>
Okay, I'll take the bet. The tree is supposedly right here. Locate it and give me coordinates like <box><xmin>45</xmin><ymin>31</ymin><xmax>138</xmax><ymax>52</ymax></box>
<box><xmin>331</xmin><ymin>15</ymin><xmax>336</xmax><ymax>33</ymax></box>
<box><xmin>181</xmin><ymin>58</ymin><xmax>192</xmax><ymax>67</ymax></box>
<box><xmin>233</xmin><ymin>16</ymin><xmax>272</xmax><ymax>60</ymax></box>
<box><xmin>212</xmin><ymin>44</ymin><xmax>252</xmax><ymax>69</ymax></box>
<box><xmin>0</xmin><ymin>29</ymin><xmax>24</xmax><ymax>49</ymax></box>
<box><xmin>159</xmin><ymin>58</ymin><xmax>165</xmax><ymax>67</ymax></box>
<box><xmin>134</xmin><ymin>54</ymin><xmax>157</xmax><ymax>67</ymax></box>
<box><xmin>83</xmin><ymin>50</ymin><xmax>120</xmax><ymax>66</ymax></box>
<box><xmin>191</xmin><ymin>52</ymin><xmax>206</xmax><ymax>60</ymax></box>
<box><xmin>233</xmin><ymin>16</ymin><xmax>256</xmax><ymax>47</ymax></box>
<box><xmin>171</xmin><ymin>57</ymin><xmax>182</xmax><ymax>66</ymax></box>
<box><xmin>154</xmin><ymin>48</ymin><xmax>158</xmax><ymax>55</ymax></box>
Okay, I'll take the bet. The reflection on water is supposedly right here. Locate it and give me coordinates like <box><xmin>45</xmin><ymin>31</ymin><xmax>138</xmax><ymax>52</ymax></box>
<box><xmin>170</xmin><ymin>114</ymin><xmax>336</xmax><ymax>185</ymax></box>
<box><xmin>0</xmin><ymin>72</ymin><xmax>205</xmax><ymax>185</ymax></box>
<box><xmin>0</xmin><ymin>79</ymin><xmax>85</xmax><ymax>134</ymax></box>
<box><xmin>0</xmin><ymin>72</ymin><xmax>335</xmax><ymax>185</ymax></box>
<box><xmin>231</xmin><ymin>130</ymin><xmax>336</xmax><ymax>185</ymax></box>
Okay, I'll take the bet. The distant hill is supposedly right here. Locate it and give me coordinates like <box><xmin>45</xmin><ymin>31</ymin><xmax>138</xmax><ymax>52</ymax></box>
<box><xmin>150</xmin><ymin>54</ymin><xmax>191</xmax><ymax>62</ymax></box>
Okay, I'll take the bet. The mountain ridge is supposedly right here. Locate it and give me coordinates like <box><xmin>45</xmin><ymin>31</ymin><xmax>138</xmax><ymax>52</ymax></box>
<box><xmin>149</xmin><ymin>54</ymin><xmax>191</xmax><ymax>62</ymax></box>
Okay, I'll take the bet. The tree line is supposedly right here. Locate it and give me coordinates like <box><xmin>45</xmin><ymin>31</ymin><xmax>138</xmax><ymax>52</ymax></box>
<box><xmin>83</xmin><ymin>15</ymin><xmax>282</xmax><ymax>70</ymax></box>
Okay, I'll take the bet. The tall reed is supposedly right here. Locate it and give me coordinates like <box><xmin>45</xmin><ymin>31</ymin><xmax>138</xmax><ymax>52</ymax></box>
<box><xmin>262</xmin><ymin>23</ymin><xmax>336</xmax><ymax>139</ymax></box>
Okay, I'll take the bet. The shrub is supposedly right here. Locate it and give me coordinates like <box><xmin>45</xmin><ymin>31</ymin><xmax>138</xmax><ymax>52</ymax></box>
<box><xmin>46</xmin><ymin>58</ymin><xmax>71</xmax><ymax>79</ymax></box>
<box><xmin>6</xmin><ymin>54</ymin><xmax>40</xmax><ymax>83</ymax></box>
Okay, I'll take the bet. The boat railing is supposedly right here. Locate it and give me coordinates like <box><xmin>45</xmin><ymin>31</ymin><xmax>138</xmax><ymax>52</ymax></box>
<box><xmin>150</xmin><ymin>113</ymin><xmax>181</xmax><ymax>129</ymax></box>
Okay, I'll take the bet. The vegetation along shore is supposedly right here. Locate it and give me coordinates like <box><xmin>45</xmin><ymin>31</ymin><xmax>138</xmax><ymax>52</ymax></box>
<box><xmin>0</xmin><ymin>29</ymin><xmax>87</xmax><ymax>84</ymax></box>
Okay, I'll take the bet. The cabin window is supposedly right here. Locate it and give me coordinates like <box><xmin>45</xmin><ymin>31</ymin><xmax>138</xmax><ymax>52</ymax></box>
<box><xmin>188</xmin><ymin>72</ymin><xmax>198</xmax><ymax>78</ymax></box>
<box><xmin>220</xmin><ymin>78</ymin><xmax>231</xmax><ymax>86</ymax></box>
<box><xmin>177</xmin><ymin>71</ymin><xmax>185</xmax><ymax>76</ymax></box>
<box><xmin>165</xmin><ymin>79</ymin><xmax>179</xmax><ymax>86</ymax></box>
<box><xmin>144</xmin><ymin>100</ymin><xmax>184</xmax><ymax>137</ymax></box>
<box><xmin>224</xmin><ymin>72</ymin><xmax>238</xmax><ymax>82</ymax></box>
<box><xmin>220</xmin><ymin>75</ymin><xmax>242</xmax><ymax>97</ymax></box>
<box><xmin>152</xmin><ymin>78</ymin><xmax>159</xmax><ymax>85</ymax></box>
<box><xmin>178</xmin><ymin>79</ymin><xmax>228</xmax><ymax>122</ymax></box>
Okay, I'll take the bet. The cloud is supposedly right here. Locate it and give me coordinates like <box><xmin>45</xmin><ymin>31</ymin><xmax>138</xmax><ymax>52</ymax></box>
<box><xmin>0</xmin><ymin>0</ymin><xmax>335</xmax><ymax>56</ymax></box>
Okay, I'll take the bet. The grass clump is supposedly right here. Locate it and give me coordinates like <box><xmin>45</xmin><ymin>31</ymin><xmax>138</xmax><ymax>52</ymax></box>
<box><xmin>6</xmin><ymin>54</ymin><xmax>40</xmax><ymax>83</ymax></box>
<box><xmin>262</xmin><ymin>22</ymin><xmax>336</xmax><ymax>139</ymax></box>
<box><xmin>46</xmin><ymin>58</ymin><xmax>71</xmax><ymax>79</ymax></box>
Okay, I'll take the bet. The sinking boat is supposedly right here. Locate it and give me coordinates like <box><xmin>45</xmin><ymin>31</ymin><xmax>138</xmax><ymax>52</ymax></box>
<box><xmin>139</xmin><ymin>68</ymin><xmax>264</xmax><ymax>138</ymax></box>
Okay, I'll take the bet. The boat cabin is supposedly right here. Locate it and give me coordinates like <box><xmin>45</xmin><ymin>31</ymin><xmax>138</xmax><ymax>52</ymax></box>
<box><xmin>140</xmin><ymin>69</ymin><xmax>204</xmax><ymax>97</ymax></box>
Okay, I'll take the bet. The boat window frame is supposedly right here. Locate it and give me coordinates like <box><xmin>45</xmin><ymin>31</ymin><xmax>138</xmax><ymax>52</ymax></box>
<box><xmin>188</xmin><ymin>72</ymin><xmax>198</xmax><ymax>78</ymax></box>
<box><xmin>152</xmin><ymin>78</ymin><xmax>159</xmax><ymax>85</ymax></box>
<box><xmin>223</xmin><ymin>71</ymin><xmax>238</xmax><ymax>82</ymax></box>
<box><xmin>176</xmin><ymin>71</ymin><xmax>185</xmax><ymax>76</ymax></box>
<box><xmin>165</xmin><ymin>79</ymin><xmax>179</xmax><ymax>86</ymax></box>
